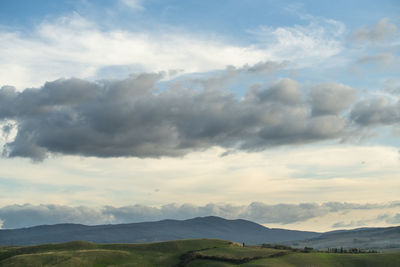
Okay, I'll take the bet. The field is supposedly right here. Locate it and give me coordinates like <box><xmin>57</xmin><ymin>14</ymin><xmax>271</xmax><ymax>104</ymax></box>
<box><xmin>0</xmin><ymin>239</ymin><xmax>399</xmax><ymax>267</ymax></box>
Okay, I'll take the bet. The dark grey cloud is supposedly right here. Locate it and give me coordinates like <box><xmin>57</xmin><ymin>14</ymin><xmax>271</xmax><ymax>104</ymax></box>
<box><xmin>2</xmin><ymin>61</ymin><xmax>397</xmax><ymax>162</ymax></box>
<box><xmin>350</xmin><ymin>97</ymin><xmax>400</xmax><ymax>126</ymax></box>
<box><xmin>0</xmin><ymin>86</ymin><xmax>18</xmax><ymax>119</ymax></box>
<box><xmin>178</xmin><ymin>60</ymin><xmax>288</xmax><ymax>91</ymax></box>
<box><xmin>309</xmin><ymin>83</ymin><xmax>356</xmax><ymax>116</ymax></box>
<box><xmin>351</xmin><ymin>18</ymin><xmax>397</xmax><ymax>44</ymax></box>
<box><xmin>254</xmin><ymin>78</ymin><xmax>302</xmax><ymax>105</ymax></box>
<box><xmin>1</xmin><ymin>202</ymin><xmax>398</xmax><ymax>229</ymax></box>
<box><xmin>243</xmin><ymin>61</ymin><xmax>289</xmax><ymax>74</ymax></box>
<box><xmin>0</xmin><ymin>67</ymin><xmax>354</xmax><ymax>161</ymax></box>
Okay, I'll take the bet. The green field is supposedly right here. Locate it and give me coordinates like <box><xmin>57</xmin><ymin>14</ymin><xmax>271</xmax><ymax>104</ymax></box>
<box><xmin>0</xmin><ymin>239</ymin><xmax>399</xmax><ymax>267</ymax></box>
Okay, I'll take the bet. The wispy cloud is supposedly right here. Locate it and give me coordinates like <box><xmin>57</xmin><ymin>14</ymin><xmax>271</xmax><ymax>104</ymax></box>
<box><xmin>0</xmin><ymin>14</ymin><xmax>345</xmax><ymax>89</ymax></box>
<box><xmin>249</xmin><ymin>17</ymin><xmax>345</xmax><ymax>67</ymax></box>
<box><xmin>120</xmin><ymin>0</ymin><xmax>145</xmax><ymax>10</ymax></box>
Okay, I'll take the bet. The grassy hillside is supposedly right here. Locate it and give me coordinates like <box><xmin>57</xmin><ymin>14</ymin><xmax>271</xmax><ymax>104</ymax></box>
<box><xmin>0</xmin><ymin>239</ymin><xmax>232</xmax><ymax>267</ymax></box>
<box><xmin>0</xmin><ymin>239</ymin><xmax>399</xmax><ymax>266</ymax></box>
<box><xmin>241</xmin><ymin>252</ymin><xmax>400</xmax><ymax>267</ymax></box>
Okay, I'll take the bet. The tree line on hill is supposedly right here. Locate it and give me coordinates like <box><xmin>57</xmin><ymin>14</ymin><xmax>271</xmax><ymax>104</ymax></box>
<box><xmin>327</xmin><ymin>247</ymin><xmax>378</xmax><ymax>254</ymax></box>
<box><xmin>262</xmin><ymin>244</ymin><xmax>379</xmax><ymax>254</ymax></box>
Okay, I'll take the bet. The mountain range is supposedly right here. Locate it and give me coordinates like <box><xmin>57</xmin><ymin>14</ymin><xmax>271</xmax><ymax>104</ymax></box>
<box><xmin>1</xmin><ymin>216</ymin><xmax>399</xmax><ymax>250</ymax></box>
<box><xmin>0</xmin><ymin>216</ymin><xmax>317</xmax><ymax>246</ymax></box>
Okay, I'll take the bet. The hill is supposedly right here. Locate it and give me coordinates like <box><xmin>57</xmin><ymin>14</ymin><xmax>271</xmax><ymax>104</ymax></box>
<box><xmin>1</xmin><ymin>239</ymin><xmax>400</xmax><ymax>266</ymax></box>
<box><xmin>0</xmin><ymin>216</ymin><xmax>319</xmax><ymax>246</ymax></box>
<box><xmin>287</xmin><ymin>226</ymin><xmax>400</xmax><ymax>250</ymax></box>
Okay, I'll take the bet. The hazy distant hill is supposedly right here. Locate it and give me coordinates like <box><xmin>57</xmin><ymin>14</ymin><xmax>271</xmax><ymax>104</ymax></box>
<box><xmin>0</xmin><ymin>216</ymin><xmax>319</xmax><ymax>246</ymax></box>
<box><xmin>287</xmin><ymin>226</ymin><xmax>400</xmax><ymax>250</ymax></box>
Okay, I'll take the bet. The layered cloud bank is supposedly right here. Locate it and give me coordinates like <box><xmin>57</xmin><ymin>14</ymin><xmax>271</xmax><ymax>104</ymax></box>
<box><xmin>1</xmin><ymin>67</ymin><xmax>399</xmax><ymax>161</ymax></box>
<box><xmin>1</xmin><ymin>202</ymin><xmax>400</xmax><ymax>230</ymax></box>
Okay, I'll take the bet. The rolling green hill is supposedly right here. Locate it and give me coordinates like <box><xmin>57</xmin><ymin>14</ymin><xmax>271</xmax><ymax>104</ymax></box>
<box><xmin>0</xmin><ymin>239</ymin><xmax>399</xmax><ymax>267</ymax></box>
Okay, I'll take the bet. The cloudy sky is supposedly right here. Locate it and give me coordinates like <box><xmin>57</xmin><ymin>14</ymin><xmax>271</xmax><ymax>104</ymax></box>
<box><xmin>0</xmin><ymin>0</ymin><xmax>400</xmax><ymax>231</ymax></box>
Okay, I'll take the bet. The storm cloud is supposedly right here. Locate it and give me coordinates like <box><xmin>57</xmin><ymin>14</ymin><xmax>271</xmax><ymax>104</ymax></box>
<box><xmin>0</xmin><ymin>67</ymin><xmax>358</xmax><ymax>161</ymax></box>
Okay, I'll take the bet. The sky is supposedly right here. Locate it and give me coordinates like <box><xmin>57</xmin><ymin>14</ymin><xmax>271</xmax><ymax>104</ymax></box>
<box><xmin>0</xmin><ymin>0</ymin><xmax>399</xmax><ymax>232</ymax></box>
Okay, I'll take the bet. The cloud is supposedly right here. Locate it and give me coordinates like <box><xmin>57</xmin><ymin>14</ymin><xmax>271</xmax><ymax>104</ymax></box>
<box><xmin>0</xmin><ymin>14</ymin><xmax>344</xmax><ymax>89</ymax></box>
<box><xmin>351</xmin><ymin>18</ymin><xmax>397</xmax><ymax>44</ymax></box>
<box><xmin>323</xmin><ymin>202</ymin><xmax>384</xmax><ymax>212</ymax></box>
<box><xmin>309</xmin><ymin>83</ymin><xmax>357</xmax><ymax>116</ymax></box>
<box><xmin>331</xmin><ymin>211</ymin><xmax>400</xmax><ymax>229</ymax></box>
<box><xmin>350</xmin><ymin>97</ymin><xmax>400</xmax><ymax>126</ymax></box>
<box><xmin>1</xmin><ymin>202</ymin><xmax>399</xmax><ymax>229</ymax></box>
<box><xmin>385</xmin><ymin>213</ymin><xmax>400</xmax><ymax>224</ymax></box>
<box><xmin>0</xmin><ymin>14</ymin><xmax>268</xmax><ymax>89</ymax></box>
<box><xmin>243</xmin><ymin>202</ymin><xmax>328</xmax><ymax>224</ymax></box>
<box><xmin>0</xmin><ymin>72</ymin><xmax>354</xmax><ymax>161</ymax></box>
<box><xmin>3</xmin><ymin>61</ymin><xmax>400</xmax><ymax>161</ymax></box>
<box><xmin>178</xmin><ymin>61</ymin><xmax>288</xmax><ymax>91</ymax></box>
<box><xmin>250</xmin><ymin>18</ymin><xmax>344</xmax><ymax>67</ymax></box>
<box><xmin>356</xmin><ymin>53</ymin><xmax>398</xmax><ymax>67</ymax></box>
<box><xmin>0</xmin><ymin>204</ymin><xmax>113</xmax><ymax>229</ymax></box>
<box><xmin>101</xmin><ymin>202</ymin><xmax>328</xmax><ymax>225</ymax></box>
<box><xmin>241</xmin><ymin>61</ymin><xmax>290</xmax><ymax>74</ymax></box>
<box><xmin>384</xmin><ymin>79</ymin><xmax>400</xmax><ymax>95</ymax></box>
<box><xmin>331</xmin><ymin>220</ymin><xmax>367</xmax><ymax>228</ymax></box>
<box><xmin>120</xmin><ymin>0</ymin><xmax>144</xmax><ymax>10</ymax></box>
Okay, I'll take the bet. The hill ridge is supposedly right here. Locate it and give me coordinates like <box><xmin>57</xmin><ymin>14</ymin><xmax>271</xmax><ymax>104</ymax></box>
<box><xmin>0</xmin><ymin>216</ymin><xmax>317</xmax><ymax>246</ymax></box>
